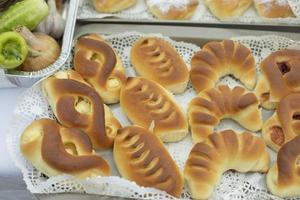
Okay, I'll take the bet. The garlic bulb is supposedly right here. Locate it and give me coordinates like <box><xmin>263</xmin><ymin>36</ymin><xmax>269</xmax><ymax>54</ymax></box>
<box><xmin>36</xmin><ymin>0</ymin><xmax>65</xmax><ymax>39</ymax></box>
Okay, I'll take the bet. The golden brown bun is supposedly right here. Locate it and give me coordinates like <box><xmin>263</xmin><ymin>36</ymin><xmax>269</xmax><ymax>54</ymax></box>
<box><xmin>131</xmin><ymin>37</ymin><xmax>189</xmax><ymax>94</ymax></box>
<box><xmin>255</xmin><ymin>49</ymin><xmax>300</xmax><ymax>109</ymax></box>
<box><xmin>147</xmin><ymin>0</ymin><xmax>199</xmax><ymax>20</ymax></box>
<box><xmin>184</xmin><ymin>130</ymin><xmax>270</xmax><ymax>200</ymax></box>
<box><xmin>188</xmin><ymin>85</ymin><xmax>262</xmax><ymax>143</ymax></box>
<box><xmin>92</xmin><ymin>0</ymin><xmax>137</xmax><ymax>13</ymax></box>
<box><xmin>20</xmin><ymin>119</ymin><xmax>111</xmax><ymax>178</ymax></box>
<box><xmin>114</xmin><ymin>125</ymin><xmax>183</xmax><ymax>197</ymax></box>
<box><xmin>254</xmin><ymin>0</ymin><xmax>294</xmax><ymax>18</ymax></box>
<box><xmin>42</xmin><ymin>70</ymin><xmax>122</xmax><ymax>149</ymax></box>
<box><xmin>267</xmin><ymin>135</ymin><xmax>300</xmax><ymax>198</ymax></box>
<box><xmin>120</xmin><ymin>77</ymin><xmax>188</xmax><ymax>142</ymax></box>
<box><xmin>205</xmin><ymin>0</ymin><xmax>252</xmax><ymax>20</ymax></box>
<box><xmin>74</xmin><ymin>34</ymin><xmax>127</xmax><ymax>104</ymax></box>
<box><xmin>191</xmin><ymin>40</ymin><xmax>256</xmax><ymax>93</ymax></box>
<box><xmin>262</xmin><ymin>93</ymin><xmax>300</xmax><ymax>151</ymax></box>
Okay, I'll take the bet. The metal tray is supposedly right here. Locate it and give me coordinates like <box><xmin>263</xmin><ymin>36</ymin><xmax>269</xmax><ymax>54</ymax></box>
<box><xmin>31</xmin><ymin>23</ymin><xmax>300</xmax><ymax>200</ymax></box>
<box><xmin>0</xmin><ymin>0</ymin><xmax>79</xmax><ymax>88</ymax></box>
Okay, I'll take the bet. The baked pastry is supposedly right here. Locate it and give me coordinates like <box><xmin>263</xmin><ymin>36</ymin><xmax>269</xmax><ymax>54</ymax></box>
<box><xmin>205</xmin><ymin>0</ymin><xmax>252</xmax><ymax>20</ymax></box>
<box><xmin>131</xmin><ymin>37</ymin><xmax>189</xmax><ymax>94</ymax></box>
<box><xmin>146</xmin><ymin>0</ymin><xmax>199</xmax><ymax>20</ymax></box>
<box><xmin>74</xmin><ymin>33</ymin><xmax>127</xmax><ymax>104</ymax></box>
<box><xmin>255</xmin><ymin>49</ymin><xmax>300</xmax><ymax>109</ymax></box>
<box><xmin>191</xmin><ymin>40</ymin><xmax>256</xmax><ymax>93</ymax></box>
<box><xmin>114</xmin><ymin>125</ymin><xmax>183</xmax><ymax>197</ymax></box>
<box><xmin>184</xmin><ymin>130</ymin><xmax>270</xmax><ymax>200</ymax></box>
<box><xmin>92</xmin><ymin>0</ymin><xmax>137</xmax><ymax>13</ymax></box>
<box><xmin>42</xmin><ymin>70</ymin><xmax>122</xmax><ymax>149</ymax></box>
<box><xmin>254</xmin><ymin>0</ymin><xmax>294</xmax><ymax>18</ymax></box>
<box><xmin>188</xmin><ymin>85</ymin><xmax>262</xmax><ymax>143</ymax></box>
<box><xmin>21</xmin><ymin>119</ymin><xmax>111</xmax><ymax>178</ymax></box>
<box><xmin>262</xmin><ymin>93</ymin><xmax>300</xmax><ymax>151</ymax></box>
<box><xmin>120</xmin><ymin>77</ymin><xmax>188</xmax><ymax>142</ymax></box>
<box><xmin>267</xmin><ymin>135</ymin><xmax>300</xmax><ymax>198</ymax></box>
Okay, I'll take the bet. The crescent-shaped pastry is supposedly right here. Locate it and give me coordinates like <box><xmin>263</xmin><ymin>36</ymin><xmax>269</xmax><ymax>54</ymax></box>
<box><xmin>205</xmin><ymin>0</ymin><xmax>252</xmax><ymax>20</ymax></box>
<box><xmin>42</xmin><ymin>70</ymin><xmax>122</xmax><ymax>149</ymax></box>
<box><xmin>146</xmin><ymin>0</ymin><xmax>199</xmax><ymax>20</ymax></box>
<box><xmin>262</xmin><ymin>93</ymin><xmax>300</xmax><ymax>151</ymax></box>
<box><xmin>188</xmin><ymin>85</ymin><xmax>262</xmax><ymax>143</ymax></box>
<box><xmin>92</xmin><ymin>0</ymin><xmax>137</xmax><ymax>13</ymax></box>
<box><xmin>255</xmin><ymin>49</ymin><xmax>300</xmax><ymax>109</ymax></box>
<box><xmin>20</xmin><ymin>119</ymin><xmax>111</xmax><ymax>178</ymax></box>
<box><xmin>74</xmin><ymin>34</ymin><xmax>127</xmax><ymax>104</ymax></box>
<box><xmin>114</xmin><ymin>125</ymin><xmax>183</xmax><ymax>197</ymax></box>
<box><xmin>191</xmin><ymin>40</ymin><xmax>256</xmax><ymax>93</ymax></box>
<box><xmin>254</xmin><ymin>0</ymin><xmax>294</xmax><ymax>18</ymax></box>
<box><xmin>131</xmin><ymin>37</ymin><xmax>189</xmax><ymax>94</ymax></box>
<box><xmin>267</xmin><ymin>135</ymin><xmax>300</xmax><ymax>198</ymax></box>
<box><xmin>120</xmin><ymin>77</ymin><xmax>188</xmax><ymax>142</ymax></box>
<box><xmin>184</xmin><ymin>130</ymin><xmax>270</xmax><ymax>200</ymax></box>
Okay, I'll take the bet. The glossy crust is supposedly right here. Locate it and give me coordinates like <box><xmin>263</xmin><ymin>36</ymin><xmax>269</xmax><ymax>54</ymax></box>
<box><xmin>188</xmin><ymin>85</ymin><xmax>263</xmax><ymax>143</ymax></box>
<box><xmin>267</xmin><ymin>136</ymin><xmax>300</xmax><ymax>198</ymax></box>
<box><xmin>74</xmin><ymin>34</ymin><xmax>127</xmax><ymax>104</ymax></box>
<box><xmin>114</xmin><ymin>125</ymin><xmax>183</xmax><ymax>197</ymax></box>
<box><xmin>131</xmin><ymin>37</ymin><xmax>189</xmax><ymax>94</ymax></box>
<box><xmin>184</xmin><ymin>130</ymin><xmax>270</xmax><ymax>200</ymax></box>
<box><xmin>255</xmin><ymin>49</ymin><xmax>300</xmax><ymax>109</ymax></box>
<box><xmin>42</xmin><ymin>70</ymin><xmax>121</xmax><ymax>149</ymax></box>
<box><xmin>205</xmin><ymin>0</ymin><xmax>252</xmax><ymax>20</ymax></box>
<box><xmin>147</xmin><ymin>0</ymin><xmax>199</xmax><ymax>20</ymax></box>
<box><xmin>20</xmin><ymin>119</ymin><xmax>111</xmax><ymax>178</ymax></box>
<box><xmin>191</xmin><ymin>40</ymin><xmax>256</xmax><ymax>93</ymax></box>
<box><xmin>92</xmin><ymin>0</ymin><xmax>137</xmax><ymax>13</ymax></box>
<box><xmin>120</xmin><ymin>77</ymin><xmax>188</xmax><ymax>142</ymax></box>
<box><xmin>254</xmin><ymin>0</ymin><xmax>294</xmax><ymax>18</ymax></box>
<box><xmin>262</xmin><ymin>93</ymin><xmax>300</xmax><ymax>151</ymax></box>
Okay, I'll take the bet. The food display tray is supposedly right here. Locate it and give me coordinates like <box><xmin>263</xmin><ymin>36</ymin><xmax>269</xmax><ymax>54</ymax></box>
<box><xmin>0</xmin><ymin>0</ymin><xmax>79</xmax><ymax>88</ymax></box>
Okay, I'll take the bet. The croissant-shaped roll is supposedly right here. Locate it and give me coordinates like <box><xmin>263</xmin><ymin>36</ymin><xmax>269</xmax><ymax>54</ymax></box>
<box><xmin>191</xmin><ymin>40</ymin><xmax>256</xmax><ymax>93</ymax></box>
<box><xmin>262</xmin><ymin>93</ymin><xmax>300</xmax><ymax>151</ymax></box>
<box><xmin>255</xmin><ymin>49</ymin><xmax>300</xmax><ymax>109</ymax></box>
<box><xmin>188</xmin><ymin>85</ymin><xmax>262</xmax><ymax>143</ymax></box>
<box><xmin>184</xmin><ymin>130</ymin><xmax>270</xmax><ymax>200</ymax></box>
<box><xmin>131</xmin><ymin>37</ymin><xmax>189</xmax><ymax>94</ymax></box>
<box><xmin>74</xmin><ymin>34</ymin><xmax>127</xmax><ymax>104</ymax></box>
<box><xmin>20</xmin><ymin>119</ymin><xmax>111</xmax><ymax>178</ymax></box>
<box><xmin>42</xmin><ymin>70</ymin><xmax>122</xmax><ymax>149</ymax></box>
<box><xmin>267</xmin><ymin>136</ymin><xmax>300</xmax><ymax>198</ymax></box>
<box><xmin>114</xmin><ymin>125</ymin><xmax>183</xmax><ymax>197</ymax></box>
<box><xmin>254</xmin><ymin>0</ymin><xmax>294</xmax><ymax>18</ymax></box>
<box><xmin>92</xmin><ymin>0</ymin><xmax>137</xmax><ymax>13</ymax></box>
<box><xmin>120</xmin><ymin>77</ymin><xmax>189</xmax><ymax>142</ymax></box>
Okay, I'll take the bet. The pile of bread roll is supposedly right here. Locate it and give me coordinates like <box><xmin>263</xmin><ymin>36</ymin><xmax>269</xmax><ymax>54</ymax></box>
<box><xmin>20</xmin><ymin>32</ymin><xmax>300</xmax><ymax>199</ymax></box>
<box><xmin>91</xmin><ymin>0</ymin><xmax>295</xmax><ymax>20</ymax></box>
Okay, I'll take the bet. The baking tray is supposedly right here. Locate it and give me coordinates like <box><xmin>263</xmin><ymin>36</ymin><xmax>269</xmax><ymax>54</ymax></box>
<box><xmin>0</xmin><ymin>0</ymin><xmax>79</xmax><ymax>88</ymax></box>
<box><xmin>31</xmin><ymin>23</ymin><xmax>300</xmax><ymax>200</ymax></box>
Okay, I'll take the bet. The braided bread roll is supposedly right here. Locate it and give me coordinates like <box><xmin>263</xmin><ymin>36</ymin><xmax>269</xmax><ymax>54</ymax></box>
<box><xmin>92</xmin><ymin>0</ymin><xmax>137</xmax><ymax>13</ymax></box>
<box><xmin>188</xmin><ymin>85</ymin><xmax>263</xmax><ymax>143</ymax></box>
<box><xmin>262</xmin><ymin>93</ymin><xmax>300</xmax><ymax>151</ymax></box>
<box><xmin>205</xmin><ymin>0</ymin><xmax>252</xmax><ymax>20</ymax></box>
<box><xmin>184</xmin><ymin>130</ymin><xmax>270</xmax><ymax>200</ymax></box>
<box><xmin>21</xmin><ymin>119</ymin><xmax>111</xmax><ymax>178</ymax></box>
<box><xmin>267</xmin><ymin>135</ymin><xmax>300</xmax><ymax>198</ymax></box>
<box><xmin>120</xmin><ymin>77</ymin><xmax>188</xmax><ymax>142</ymax></box>
<box><xmin>114</xmin><ymin>125</ymin><xmax>183</xmax><ymax>197</ymax></box>
<box><xmin>255</xmin><ymin>49</ymin><xmax>300</xmax><ymax>109</ymax></box>
<box><xmin>131</xmin><ymin>37</ymin><xmax>189</xmax><ymax>94</ymax></box>
<box><xmin>74</xmin><ymin>34</ymin><xmax>127</xmax><ymax>104</ymax></box>
<box><xmin>191</xmin><ymin>40</ymin><xmax>256</xmax><ymax>93</ymax></box>
<box><xmin>42</xmin><ymin>70</ymin><xmax>121</xmax><ymax>149</ymax></box>
<box><xmin>254</xmin><ymin>0</ymin><xmax>294</xmax><ymax>18</ymax></box>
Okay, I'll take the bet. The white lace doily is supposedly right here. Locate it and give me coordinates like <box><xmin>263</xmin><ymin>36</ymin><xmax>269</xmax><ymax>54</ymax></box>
<box><xmin>6</xmin><ymin>32</ymin><xmax>300</xmax><ymax>200</ymax></box>
<box><xmin>77</xmin><ymin>0</ymin><xmax>300</xmax><ymax>25</ymax></box>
